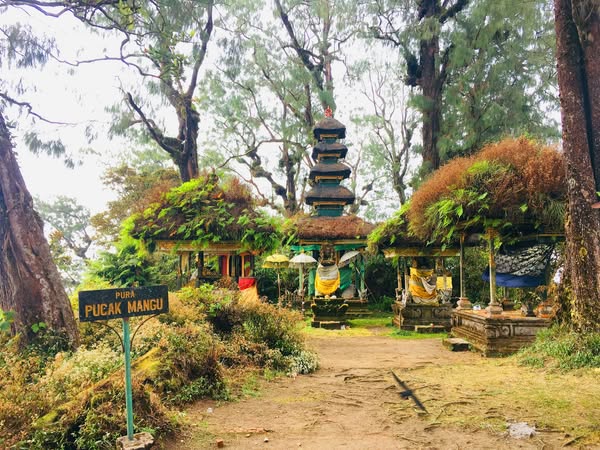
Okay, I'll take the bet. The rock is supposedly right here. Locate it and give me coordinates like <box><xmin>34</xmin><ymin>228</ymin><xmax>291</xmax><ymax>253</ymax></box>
<box><xmin>116</xmin><ymin>432</ymin><xmax>154</xmax><ymax>449</ymax></box>
<box><xmin>508</xmin><ymin>422</ymin><xmax>536</xmax><ymax>439</ymax></box>
<box><xmin>442</xmin><ymin>337</ymin><xmax>471</xmax><ymax>351</ymax></box>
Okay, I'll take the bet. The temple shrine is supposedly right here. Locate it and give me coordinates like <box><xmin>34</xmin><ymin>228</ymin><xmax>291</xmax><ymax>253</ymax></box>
<box><xmin>291</xmin><ymin>107</ymin><xmax>374</xmax><ymax>327</ymax></box>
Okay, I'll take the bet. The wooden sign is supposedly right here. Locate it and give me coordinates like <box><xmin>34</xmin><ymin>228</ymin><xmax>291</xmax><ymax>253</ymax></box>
<box><xmin>79</xmin><ymin>285</ymin><xmax>169</xmax><ymax>322</ymax></box>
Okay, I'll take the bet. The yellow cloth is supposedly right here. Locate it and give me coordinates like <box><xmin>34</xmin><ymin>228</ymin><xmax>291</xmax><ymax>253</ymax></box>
<box><xmin>409</xmin><ymin>268</ymin><xmax>436</xmax><ymax>300</ymax></box>
<box><xmin>436</xmin><ymin>276</ymin><xmax>453</xmax><ymax>290</ymax></box>
<box><xmin>315</xmin><ymin>272</ymin><xmax>340</xmax><ymax>295</ymax></box>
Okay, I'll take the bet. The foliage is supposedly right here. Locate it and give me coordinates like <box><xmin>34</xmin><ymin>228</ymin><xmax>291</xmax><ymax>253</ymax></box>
<box><xmin>365</xmin><ymin>0</ymin><xmax>559</xmax><ymax>179</ymax></box>
<box><xmin>130</xmin><ymin>172</ymin><xmax>282</xmax><ymax>253</ymax></box>
<box><xmin>438</xmin><ymin>0</ymin><xmax>559</xmax><ymax>158</ymax></box>
<box><xmin>87</xmin><ymin>242</ymin><xmax>160</xmax><ymax>288</ymax></box>
<box><xmin>517</xmin><ymin>325</ymin><xmax>600</xmax><ymax>370</ymax></box>
<box><xmin>35</xmin><ymin>196</ymin><xmax>93</xmax><ymax>290</ymax></box>
<box><xmin>91</xmin><ymin>165</ymin><xmax>180</xmax><ymax>247</ymax></box>
<box><xmin>0</xmin><ymin>284</ymin><xmax>315</xmax><ymax>448</ymax></box>
<box><xmin>364</xmin><ymin>254</ymin><xmax>397</xmax><ymax>302</ymax></box>
<box><xmin>367</xmin><ymin>203</ymin><xmax>411</xmax><ymax>250</ymax></box>
<box><xmin>178</xmin><ymin>286</ymin><xmax>312</xmax><ymax>375</ymax></box>
<box><xmin>407</xmin><ymin>137</ymin><xmax>566</xmax><ymax>243</ymax></box>
<box><xmin>0</xmin><ymin>308</ymin><xmax>15</xmax><ymax>334</ymax></box>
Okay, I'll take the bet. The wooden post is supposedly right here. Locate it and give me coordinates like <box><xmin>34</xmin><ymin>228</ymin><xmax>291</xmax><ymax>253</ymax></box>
<box><xmin>485</xmin><ymin>228</ymin><xmax>503</xmax><ymax>316</ymax></box>
<box><xmin>456</xmin><ymin>233</ymin><xmax>472</xmax><ymax>310</ymax></box>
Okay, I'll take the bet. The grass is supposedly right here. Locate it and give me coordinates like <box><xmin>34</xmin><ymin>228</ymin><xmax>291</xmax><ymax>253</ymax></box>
<box><xmin>389</xmin><ymin>329</ymin><xmax>449</xmax><ymax>339</ymax></box>
<box><xmin>300</xmin><ymin>313</ymin><xmax>447</xmax><ymax>340</ymax></box>
<box><xmin>396</xmin><ymin>358</ymin><xmax>600</xmax><ymax>446</ymax></box>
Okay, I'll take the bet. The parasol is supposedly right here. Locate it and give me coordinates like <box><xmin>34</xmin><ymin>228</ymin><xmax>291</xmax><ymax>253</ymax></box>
<box><xmin>289</xmin><ymin>253</ymin><xmax>318</xmax><ymax>299</ymax></box>
<box><xmin>262</xmin><ymin>253</ymin><xmax>290</xmax><ymax>268</ymax></box>
<box><xmin>262</xmin><ymin>253</ymin><xmax>289</xmax><ymax>300</ymax></box>
<box><xmin>289</xmin><ymin>253</ymin><xmax>317</xmax><ymax>268</ymax></box>
<box><xmin>338</xmin><ymin>250</ymin><xmax>360</xmax><ymax>267</ymax></box>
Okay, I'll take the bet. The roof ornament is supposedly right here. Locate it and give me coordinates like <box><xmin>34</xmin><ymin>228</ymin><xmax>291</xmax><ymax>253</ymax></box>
<box><xmin>324</xmin><ymin>106</ymin><xmax>333</xmax><ymax>118</ymax></box>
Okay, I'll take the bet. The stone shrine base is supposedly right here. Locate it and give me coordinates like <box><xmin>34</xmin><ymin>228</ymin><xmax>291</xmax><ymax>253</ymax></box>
<box><xmin>310</xmin><ymin>297</ymin><xmax>370</xmax><ymax>328</ymax></box>
<box><xmin>344</xmin><ymin>298</ymin><xmax>371</xmax><ymax>317</ymax></box>
<box><xmin>392</xmin><ymin>302</ymin><xmax>453</xmax><ymax>332</ymax></box>
<box><xmin>451</xmin><ymin>309</ymin><xmax>552</xmax><ymax>356</ymax></box>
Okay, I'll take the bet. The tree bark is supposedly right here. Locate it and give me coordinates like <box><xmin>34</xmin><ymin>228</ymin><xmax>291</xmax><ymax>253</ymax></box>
<box><xmin>554</xmin><ymin>0</ymin><xmax>600</xmax><ymax>331</ymax></box>
<box><xmin>418</xmin><ymin>0</ymin><xmax>442</xmax><ymax>172</ymax></box>
<box><xmin>0</xmin><ymin>112</ymin><xmax>79</xmax><ymax>347</ymax></box>
<box><xmin>410</xmin><ymin>0</ymin><xmax>464</xmax><ymax>173</ymax></box>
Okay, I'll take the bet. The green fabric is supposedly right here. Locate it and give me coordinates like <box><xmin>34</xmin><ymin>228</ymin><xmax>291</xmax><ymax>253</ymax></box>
<box><xmin>340</xmin><ymin>267</ymin><xmax>353</xmax><ymax>292</ymax></box>
<box><xmin>334</xmin><ymin>243</ymin><xmax>366</xmax><ymax>251</ymax></box>
<box><xmin>308</xmin><ymin>269</ymin><xmax>316</xmax><ymax>296</ymax></box>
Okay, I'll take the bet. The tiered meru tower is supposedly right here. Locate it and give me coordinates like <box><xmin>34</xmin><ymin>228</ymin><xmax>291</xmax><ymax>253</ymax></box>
<box><xmin>305</xmin><ymin>107</ymin><xmax>355</xmax><ymax>217</ymax></box>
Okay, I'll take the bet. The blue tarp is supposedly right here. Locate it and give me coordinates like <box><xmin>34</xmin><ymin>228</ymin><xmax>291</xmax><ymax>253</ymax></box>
<box><xmin>481</xmin><ymin>270</ymin><xmax>544</xmax><ymax>288</ymax></box>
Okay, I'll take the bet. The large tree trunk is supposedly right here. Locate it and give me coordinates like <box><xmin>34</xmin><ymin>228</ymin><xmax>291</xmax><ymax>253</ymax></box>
<box><xmin>554</xmin><ymin>0</ymin><xmax>600</xmax><ymax>332</ymax></box>
<box><xmin>0</xmin><ymin>112</ymin><xmax>80</xmax><ymax>347</ymax></box>
<box><xmin>419</xmin><ymin>32</ymin><xmax>442</xmax><ymax>172</ymax></box>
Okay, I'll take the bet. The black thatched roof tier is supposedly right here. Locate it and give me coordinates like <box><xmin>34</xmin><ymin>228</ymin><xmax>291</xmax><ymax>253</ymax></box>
<box><xmin>313</xmin><ymin>117</ymin><xmax>346</xmax><ymax>141</ymax></box>
<box><xmin>309</xmin><ymin>162</ymin><xmax>352</xmax><ymax>181</ymax></box>
<box><xmin>305</xmin><ymin>184</ymin><xmax>355</xmax><ymax>205</ymax></box>
<box><xmin>311</xmin><ymin>142</ymin><xmax>348</xmax><ymax>161</ymax></box>
<box><xmin>294</xmin><ymin>215</ymin><xmax>375</xmax><ymax>241</ymax></box>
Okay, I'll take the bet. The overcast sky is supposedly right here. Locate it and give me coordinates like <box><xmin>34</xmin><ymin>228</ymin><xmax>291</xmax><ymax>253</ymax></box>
<box><xmin>6</xmin><ymin>8</ymin><xmax>130</xmax><ymax>213</ymax></box>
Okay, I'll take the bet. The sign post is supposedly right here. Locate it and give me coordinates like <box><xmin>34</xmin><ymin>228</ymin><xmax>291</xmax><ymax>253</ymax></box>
<box><xmin>79</xmin><ymin>285</ymin><xmax>169</xmax><ymax>448</ymax></box>
<box><xmin>122</xmin><ymin>318</ymin><xmax>134</xmax><ymax>441</ymax></box>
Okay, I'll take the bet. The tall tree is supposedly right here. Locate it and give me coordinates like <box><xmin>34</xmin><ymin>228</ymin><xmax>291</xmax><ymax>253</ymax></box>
<box><xmin>206</xmin><ymin>0</ymin><xmax>362</xmax><ymax>216</ymax></box>
<box><xmin>36</xmin><ymin>196</ymin><xmax>93</xmax><ymax>290</ymax></box>
<box><xmin>371</xmin><ymin>0</ymin><xmax>468</xmax><ymax>172</ymax></box>
<box><xmin>3</xmin><ymin>0</ymin><xmax>214</xmax><ymax>182</ymax></box>
<box><xmin>36</xmin><ymin>196</ymin><xmax>93</xmax><ymax>261</ymax></box>
<box><xmin>351</xmin><ymin>61</ymin><xmax>417</xmax><ymax>213</ymax></box>
<box><xmin>554</xmin><ymin>0</ymin><xmax>600</xmax><ymax>332</ymax></box>
<box><xmin>368</xmin><ymin>0</ymin><xmax>558</xmax><ymax>175</ymax></box>
<box><xmin>0</xmin><ymin>21</ymin><xmax>79</xmax><ymax>347</ymax></box>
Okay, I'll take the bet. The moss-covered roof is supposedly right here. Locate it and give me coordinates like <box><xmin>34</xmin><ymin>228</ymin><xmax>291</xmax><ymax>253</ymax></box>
<box><xmin>371</xmin><ymin>137</ymin><xmax>566</xmax><ymax>249</ymax></box>
<box><xmin>128</xmin><ymin>172</ymin><xmax>282</xmax><ymax>253</ymax></box>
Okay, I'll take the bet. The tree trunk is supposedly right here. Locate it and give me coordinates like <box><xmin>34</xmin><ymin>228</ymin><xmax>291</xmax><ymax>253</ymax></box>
<box><xmin>419</xmin><ymin>32</ymin><xmax>442</xmax><ymax>172</ymax></box>
<box><xmin>554</xmin><ymin>0</ymin><xmax>600</xmax><ymax>332</ymax></box>
<box><xmin>0</xmin><ymin>112</ymin><xmax>79</xmax><ymax>347</ymax></box>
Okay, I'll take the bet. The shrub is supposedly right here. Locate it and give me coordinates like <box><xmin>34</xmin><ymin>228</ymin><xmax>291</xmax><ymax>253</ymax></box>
<box><xmin>517</xmin><ymin>325</ymin><xmax>600</xmax><ymax>370</ymax></box>
<box><xmin>1</xmin><ymin>285</ymin><xmax>316</xmax><ymax>448</ymax></box>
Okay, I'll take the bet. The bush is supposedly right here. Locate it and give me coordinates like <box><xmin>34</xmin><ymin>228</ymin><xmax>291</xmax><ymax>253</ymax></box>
<box><xmin>1</xmin><ymin>285</ymin><xmax>316</xmax><ymax>449</ymax></box>
<box><xmin>517</xmin><ymin>325</ymin><xmax>600</xmax><ymax>370</ymax></box>
<box><xmin>364</xmin><ymin>254</ymin><xmax>396</xmax><ymax>301</ymax></box>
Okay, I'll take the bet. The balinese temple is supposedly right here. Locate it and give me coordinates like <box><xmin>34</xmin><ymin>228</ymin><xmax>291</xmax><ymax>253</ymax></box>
<box><xmin>292</xmin><ymin>107</ymin><xmax>375</xmax><ymax>327</ymax></box>
<box><xmin>129</xmin><ymin>172</ymin><xmax>279</xmax><ymax>296</ymax></box>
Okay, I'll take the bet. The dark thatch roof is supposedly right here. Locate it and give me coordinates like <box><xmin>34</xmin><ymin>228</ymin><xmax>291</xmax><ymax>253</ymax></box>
<box><xmin>309</xmin><ymin>162</ymin><xmax>352</xmax><ymax>181</ymax></box>
<box><xmin>312</xmin><ymin>142</ymin><xmax>348</xmax><ymax>161</ymax></box>
<box><xmin>305</xmin><ymin>184</ymin><xmax>355</xmax><ymax>205</ymax></box>
<box><xmin>313</xmin><ymin>117</ymin><xmax>346</xmax><ymax>140</ymax></box>
<box><xmin>294</xmin><ymin>215</ymin><xmax>375</xmax><ymax>241</ymax></box>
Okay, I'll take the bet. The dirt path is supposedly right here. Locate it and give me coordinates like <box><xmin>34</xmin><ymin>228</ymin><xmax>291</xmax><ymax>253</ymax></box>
<box><xmin>162</xmin><ymin>334</ymin><xmax>571</xmax><ymax>449</ymax></box>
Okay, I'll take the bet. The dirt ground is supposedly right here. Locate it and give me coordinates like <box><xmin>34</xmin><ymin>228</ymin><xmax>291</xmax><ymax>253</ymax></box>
<box><xmin>160</xmin><ymin>331</ymin><xmax>592</xmax><ymax>450</ymax></box>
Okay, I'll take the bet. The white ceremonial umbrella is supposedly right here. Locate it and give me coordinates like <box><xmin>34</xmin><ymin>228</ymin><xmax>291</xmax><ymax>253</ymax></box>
<box><xmin>338</xmin><ymin>250</ymin><xmax>360</xmax><ymax>268</ymax></box>
<box><xmin>289</xmin><ymin>253</ymin><xmax>318</xmax><ymax>295</ymax></box>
